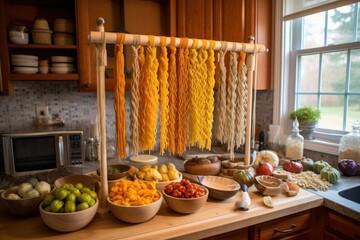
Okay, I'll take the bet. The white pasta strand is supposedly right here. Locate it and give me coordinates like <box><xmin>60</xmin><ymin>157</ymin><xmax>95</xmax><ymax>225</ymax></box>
<box><xmin>235</xmin><ymin>53</ymin><xmax>248</xmax><ymax>148</ymax></box>
<box><xmin>129</xmin><ymin>42</ymin><xmax>141</xmax><ymax>155</ymax></box>
<box><xmin>226</xmin><ymin>51</ymin><xmax>239</xmax><ymax>159</ymax></box>
<box><xmin>214</xmin><ymin>47</ymin><xmax>227</xmax><ymax>143</ymax></box>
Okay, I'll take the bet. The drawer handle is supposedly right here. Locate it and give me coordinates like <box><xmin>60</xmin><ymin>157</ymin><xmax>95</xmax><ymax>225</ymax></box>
<box><xmin>273</xmin><ymin>224</ymin><xmax>297</xmax><ymax>234</ymax></box>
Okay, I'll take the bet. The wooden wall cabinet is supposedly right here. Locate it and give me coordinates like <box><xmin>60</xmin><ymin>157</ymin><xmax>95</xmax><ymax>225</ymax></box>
<box><xmin>170</xmin><ymin>0</ymin><xmax>272</xmax><ymax>90</ymax></box>
<box><xmin>0</xmin><ymin>0</ymin><xmax>90</xmax><ymax>96</ymax></box>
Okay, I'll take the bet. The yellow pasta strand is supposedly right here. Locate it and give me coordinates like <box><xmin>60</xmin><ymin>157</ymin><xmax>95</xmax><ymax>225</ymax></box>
<box><xmin>114</xmin><ymin>33</ymin><xmax>127</xmax><ymax>159</ymax></box>
<box><xmin>176</xmin><ymin>38</ymin><xmax>189</xmax><ymax>155</ymax></box>
<box><xmin>188</xmin><ymin>39</ymin><xmax>200</xmax><ymax>146</ymax></box>
<box><xmin>235</xmin><ymin>52</ymin><xmax>247</xmax><ymax>148</ymax></box>
<box><xmin>167</xmin><ymin>37</ymin><xmax>178</xmax><ymax>155</ymax></box>
<box><xmin>159</xmin><ymin>36</ymin><xmax>169</xmax><ymax>155</ymax></box>
<box><xmin>139</xmin><ymin>36</ymin><xmax>159</xmax><ymax>151</ymax></box>
<box><xmin>204</xmin><ymin>40</ymin><xmax>216</xmax><ymax>150</ymax></box>
<box><xmin>138</xmin><ymin>46</ymin><xmax>146</xmax><ymax>146</ymax></box>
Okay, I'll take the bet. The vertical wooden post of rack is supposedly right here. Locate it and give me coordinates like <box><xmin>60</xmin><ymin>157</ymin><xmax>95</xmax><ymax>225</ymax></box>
<box><xmin>95</xmin><ymin>18</ymin><xmax>109</xmax><ymax>215</ymax></box>
<box><xmin>244</xmin><ymin>36</ymin><xmax>256</xmax><ymax>166</ymax></box>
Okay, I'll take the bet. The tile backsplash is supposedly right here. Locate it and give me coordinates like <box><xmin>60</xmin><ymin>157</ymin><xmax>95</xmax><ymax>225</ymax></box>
<box><xmin>0</xmin><ymin>81</ymin><xmax>337</xmax><ymax>164</ymax></box>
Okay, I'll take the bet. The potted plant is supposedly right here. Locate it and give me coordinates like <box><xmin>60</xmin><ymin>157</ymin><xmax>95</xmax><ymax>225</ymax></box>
<box><xmin>289</xmin><ymin>106</ymin><xmax>321</xmax><ymax>140</ymax></box>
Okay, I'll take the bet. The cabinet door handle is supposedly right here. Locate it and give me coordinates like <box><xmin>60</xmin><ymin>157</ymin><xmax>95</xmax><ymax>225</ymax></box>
<box><xmin>273</xmin><ymin>224</ymin><xmax>297</xmax><ymax>234</ymax></box>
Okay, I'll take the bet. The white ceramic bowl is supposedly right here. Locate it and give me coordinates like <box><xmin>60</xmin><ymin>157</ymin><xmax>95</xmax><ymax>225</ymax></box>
<box><xmin>39</xmin><ymin>199</ymin><xmax>98</xmax><ymax>232</ymax></box>
<box><xmin>198</xmin><ymin>175</ymin><xmax>240</xmax><ymax>200</ymax></box>
<box><xmin>11</xmin><ymin>54</ymin><xmax>38</xmax><ymax>61</ymax></box>
<box><xmin>162</xmin><ymin>184</ymin><xmax>208</xmax><ymax>214</ymax></box>
<box><xmin>51</xmin><ymin>56</ymin><xmax>74</xmax><ymax>63</ymax></box>
<box><xmin>11</xmin><ymin>60</ymin><xmax>38</xmax><ymax>67</ymax></box>
<box><xmin>9</xmin><ymin>32</ymin><xmax>29</xmax><ymax>44</ymax></box>
<box><xmin>107</xmin><ymin>191</ymin><xmax>162</xmax><ymax>223</ymax></box>
<box><xmin>13</xmin><ymin>67</ymin><xmax>38</xmax><ymax>74</ymax></box>
<box><xmin>0</xmin><ymin>185</ymin><xmax>55</xmax><ymax>217</ymax></box>
<box><xmin>39</xmin><ymin>67</ymin><xmax>49</xmax><ymax>74</ymax></box>
<box><xmin>50</xmin><ymin>67</ymin><xmax>75</xmax><ymax>74</ymax></box>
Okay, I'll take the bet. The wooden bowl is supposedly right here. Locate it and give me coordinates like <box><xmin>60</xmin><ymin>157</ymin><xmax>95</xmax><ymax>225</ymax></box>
<box><xmin>198</xmin><ymin>175</ymin><xmax>240</xmax><ymax>200</ymax></box>
<box><xmin>0</xmin><ymin>185</ymin><xmax>55</xmax><ymax>217</ymax></box>
<box><xmin>54</xmin><ymin>174</ymin><xmax>100</xmax><ymax>194</ymax></box>
<box><xmin>107</xmin><ymin>191</ymin><xmax>162</xmax><ymax>223</ymax></box>
<box><xmin>39</xmin><ymin>199</ymin><xmax>98</xmax><ymax>232</ymax></box>
<box><xmin>184</xmin><ymin>158</ymin><xmax>221</xmax><ymax>175</ymax></box>
<box><xmin>96</xmin><ymin>164</ymin><xmax>130</xmax><ymax>180</ymax></box>
<box><xmin>162</xmin><ymin>184</ymin><xmax>208</xmax><ymax>214</ymax></box>
<box><xmin>254</xmin><ymin>175</ymin><xmax>283</xmax><ymax>196</ymax></box>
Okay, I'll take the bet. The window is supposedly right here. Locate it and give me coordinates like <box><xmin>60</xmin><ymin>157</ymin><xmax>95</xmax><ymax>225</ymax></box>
<box><xmin>273</xmin><ymin>0</ymin><xmax>360</xmax><ymax>155</ymax></box>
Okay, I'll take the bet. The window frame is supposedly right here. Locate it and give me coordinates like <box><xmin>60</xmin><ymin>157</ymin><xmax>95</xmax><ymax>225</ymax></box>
<box><xmin>272</xmin><ymin>0</ymin><xmax>360</xmax><ymax>156</ymax></box>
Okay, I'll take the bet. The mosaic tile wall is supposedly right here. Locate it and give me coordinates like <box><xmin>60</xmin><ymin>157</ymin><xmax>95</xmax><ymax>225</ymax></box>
<box><xmin>0</xmin><ymin>81</ymin><xmax>337</xmax><ymax>163</ymax></box>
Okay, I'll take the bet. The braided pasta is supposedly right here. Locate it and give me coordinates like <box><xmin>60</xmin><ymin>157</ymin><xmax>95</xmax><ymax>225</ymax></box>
<box><xmin>225</xmin><ymin>51</ymin><xmax>239</xmax><ymax>159</ymax></box>
<box><xmin>114</xmin><ymin>33</ymin><xmax>127</xmax><ymax>159</ymax></box>
<box><xmin>158</xmin><ymin>36</ymin><xmax>169</xmax><ymax>155</ymax></box>
<box><xmin>139</xmin><ymin>36</ymin><xmax>159</xmax><ymax>151</ymax></box>
<box><xmin>214</xmin><ymin>44</ymin><xmax>227</xmax><ymax>143</ymax></box>
<box><xmin>167</xmin><ymin>38</ymin><xmax>178</xmax><ymax>155</ymax></box>
<box><xmin>204</xmin><ymin>40</ymin><xmax>216</xmax><ymax>150</ymax></box>
<box><xmin>176</xmin><ymin>38</ymin><xmax>189</xmax><ymax>155</ymax></box>
<box><xmin>235</xmin><ymin>52</ymin><xmax>247</xmax><ymax>148</ymax></box>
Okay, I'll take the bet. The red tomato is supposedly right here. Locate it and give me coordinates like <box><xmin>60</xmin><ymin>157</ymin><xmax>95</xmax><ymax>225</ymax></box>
<box><xmin>255</xmin><ymin>162</ymin><xmax>274</xmax><ymax>176</ymax></box>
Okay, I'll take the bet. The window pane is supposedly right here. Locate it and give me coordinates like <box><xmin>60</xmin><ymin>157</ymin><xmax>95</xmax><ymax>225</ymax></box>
<box><xmin>303</xmin><ymin>12</ymin><xmax>325</xmax><ymax>48</ymax></box>
<box><xmin>327</xmin><ymin>4</ymin><xmax>356</xmax><ymax>45</ymax></box>
<box><xmin>349</xmin><ymin>49</ymin><xmax>360</xmax><ymax>92</ymax></box>
<box><xmin>321</xmin><ymin>51</ymin><xmax>347</xmax><ymax>92</ymax></box>
<box><xmin>348</xmin><ymin>96</ymin><xmax>360</xmax><ymax>131</ymax></box>
<box><xmin>358</xmin><ymin>4</ymin><xmax>360</xmax><ymax>41</ymax></box>
<box><xmin>297</xmin><ymin>94</ymin><xmax>318</xmax><ymax>107</ymax></box>
<box><xmin>319</xmin><ymin>95</ymin><xmax>344</xmax><ymax>130</ymax></box>
<box><xmin>284</xmin><ymin>0</ymin><xmax>329</xmax><ymax>16</ymax></box>
<box><xmin>298</xmin><ymin>54</ymin><xmax>319</xmax><ymax>92</ymax></box>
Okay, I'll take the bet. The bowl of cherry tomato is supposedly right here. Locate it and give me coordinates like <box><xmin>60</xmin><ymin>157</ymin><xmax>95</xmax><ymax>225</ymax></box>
<box><xmin>162</xmin><ymin>179</ymin><xmax>208</xmax><ymax>214</ymax></box>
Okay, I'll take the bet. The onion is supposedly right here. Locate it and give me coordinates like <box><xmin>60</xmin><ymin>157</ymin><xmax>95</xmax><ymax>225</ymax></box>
<box><xmin>338</xmin><ymin>159</ymin><xmax>359</xmax><ymax>176</ymax></box>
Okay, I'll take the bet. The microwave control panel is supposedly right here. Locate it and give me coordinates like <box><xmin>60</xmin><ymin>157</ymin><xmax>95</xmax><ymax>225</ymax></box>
<box><xmin>69</xmin><ymin>134</ymin><xmax>83</xmax><ymax>165</ymax></box>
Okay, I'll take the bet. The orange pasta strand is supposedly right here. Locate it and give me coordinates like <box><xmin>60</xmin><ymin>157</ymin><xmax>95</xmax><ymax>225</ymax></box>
<box><xmin>167</xmin><ymin>37</ymin><xmax>178</xmax><ymax>155</ymax></box>
<box><xmin>159</xmin><ymin>36</ymin><xmax>169</xmax><ymax>155</ymax></box>
<box><xmin>114</xmin><ymin>33</ymin><xmax>127</xmax><ymax>159</ymax></box>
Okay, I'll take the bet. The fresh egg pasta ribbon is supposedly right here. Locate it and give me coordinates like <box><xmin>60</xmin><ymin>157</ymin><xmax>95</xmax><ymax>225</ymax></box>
<box><xmin>235</xmin><ymin>52</ymin><xmax>247</xmax><ymax>148</ymax></box>
<box><xmin>159</xmin><ymin>36</ymin><xmax>169</xmax><ymax>155</ymax></box>
<box><xmin>114</xmin><ymin>33</ymin><xmax>127</xmax><ymax>159</ymax></box>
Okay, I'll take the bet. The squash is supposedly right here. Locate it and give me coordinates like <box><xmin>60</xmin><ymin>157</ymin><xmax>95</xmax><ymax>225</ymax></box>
<box><xmin>283</xmin><ymin>159</ymin><xmax>303</xmax><ymax>173</ymax></box>
<box><xmin>233</xmin><ymin>170</ymin><xmax>255</xmax><ymax>188</ymax></box>
<box><xmin>320</xmin><ymin>166</ymin><xmax>340</xmax><ymax>184</ymax></box>
<box><xmin>313</xmin><ymin>160</ymin><xmax>330</xmax><ymax>174</ymax></box>
<box><xmin>301</xmin><ymin>158</ymin><xmax>314</xmax><ymax>171</ymax></box>
<box><xmin>254</xmin><ymin>150</ymin><xmax>279</xmax><ymax>168</ymax></box>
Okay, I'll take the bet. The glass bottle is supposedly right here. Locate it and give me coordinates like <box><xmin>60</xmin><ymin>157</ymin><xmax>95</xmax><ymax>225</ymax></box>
<box><xmin>285</xmin><ymin>118</ymin><xmax>304</xmax><ymax>159</ymax></box>
<box><xmin>339</xmin><ymin>120</ymin><xmax>360</xmax><ymax>164</ymax></box>
<box><xmin>85</xmin><ymin>138</ymin><xmax>96</xmax><ymax>161</ymax></box>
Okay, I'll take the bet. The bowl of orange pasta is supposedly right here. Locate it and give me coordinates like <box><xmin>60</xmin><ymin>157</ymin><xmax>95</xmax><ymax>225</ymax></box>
<box><xmin>107</xmin><ymin>179</ymin><xmax>162</xmax><ymax>223</ymax></box>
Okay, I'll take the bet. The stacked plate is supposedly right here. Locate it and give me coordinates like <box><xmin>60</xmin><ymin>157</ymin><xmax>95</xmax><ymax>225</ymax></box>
<box><xmin>51</xmin><ymin>56</ymin><xmax>75</xmax><ymax>74</ymax></box>
<box><xmin>11</xmin><ymin>54</ymin><xmax>39</xmax><ymax>74</ymax></box>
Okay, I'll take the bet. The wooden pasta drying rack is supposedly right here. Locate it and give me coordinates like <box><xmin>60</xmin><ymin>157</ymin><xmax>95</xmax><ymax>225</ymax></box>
<box><xmin>88</xmin><ymin>18</ymin><xmax>268</xmax><ymax>209</ymax></box>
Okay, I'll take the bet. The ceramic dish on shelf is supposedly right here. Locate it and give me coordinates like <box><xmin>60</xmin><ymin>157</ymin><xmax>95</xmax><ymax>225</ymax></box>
<box><xmin>51</xmin><ymin>56</ymin><xmax>74</xmax><ymax>63</ymax></box>
<box><xmin>52</xmin><ymin>63</ymin><xmax>74</xmax><ymax>68</ymax></box>
<box><xmin>13</xmin><ymin>67</ymin><xmax>38</xmax><ymax>74</ymax></box>
<box><xmin>50</xmin><ymin>67</ymin><xmax>75</xmax><ymax>74</ymax></box>
<box><xmin>11</xmin><ymin>60</ymin><xmax>38</xmax><ymax>67</ymax></box>
<box><xmin>11</xmin><ymin>54</ymin><xmax>38</xmax><ymax>61</ymax></box>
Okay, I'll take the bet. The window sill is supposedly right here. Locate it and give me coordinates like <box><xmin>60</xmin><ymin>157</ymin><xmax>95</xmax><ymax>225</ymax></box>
<box><xmin>304</xmin><ymin>139</ymin><xmax>339</xmax><ymax>156</ymax></box>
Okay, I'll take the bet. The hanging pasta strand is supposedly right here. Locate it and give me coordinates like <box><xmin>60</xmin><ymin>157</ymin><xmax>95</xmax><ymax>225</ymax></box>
<box><xmin>138</xmin><ymin>46</ymin><xmax>146</xmax><ymax>145</ymax></box>
<box><xmin>176</xmin><ymin>38</ymin><xmax>189</xmax><ymax>155</ymax></box>
<box><xmin>139</xmin><ymin>36</ymin><xmax>159</xmax><ymax>151</ymax></box>
<box><xmin>214</xmin><ymin>43</ymin><xmax>228</xmax><ymax>143</ymax></box>
<box><xmin>204</xmin><ymin>40</ymin><xmax>216</xmax><ymax>150</ymax></box>
<box><xmin>225</xmin><ymin>51</ymin><xmax>239</xmax><ymax>159</ymax></box>
<box><xmin>235</xmin><ymin>52</ymin><xmax>248</xmax><ymax>148</ymax></box>
<box><xmin>114</xmin><ymin>33</ymin><xmax>127</xmax><ymax>159</ymax></box>
<box><xmin>158</xmin><ymin>36</ymin><xmax>169</xmax><ymax>155</ymax></box>
<box><xmin>196</xmin><ymin>40</ymin><xmax>209</xmax><ymax>149</ymax></box>
<box><xmin>129</xmin><ymin>36</ymin><xmax>141</xmax><ymax>156</ymax></box>
<box><xmin>188</xmin><ymin>39</ymin><xmax>200</xmax><ymax>147</ymax></box>
<box><xmin>167</xmin><ymin>37</ymin><xmax>178</xmax><ymax>155</ymax></box>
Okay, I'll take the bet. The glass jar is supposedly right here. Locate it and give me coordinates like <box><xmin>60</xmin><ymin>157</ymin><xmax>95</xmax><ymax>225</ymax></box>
<box><xmin>339</xmin><ymin>120</ymin><xmax>360</xmax><ymax>164</ymax></box>
<box><xmin>85</xmin><ymin>138</ymin><xmax>97</xmax><ymax>161</ymax></box>
<box><xmin>285</xmin><ymin>118</ymin><xmax>304</xmax><ymax>159</ymax></box>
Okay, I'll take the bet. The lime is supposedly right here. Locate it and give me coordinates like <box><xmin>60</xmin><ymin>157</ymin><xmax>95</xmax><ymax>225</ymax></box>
<box><xmin>65</xmin><ymin>200</ymin><xmax>76</xmax><ymax>213</ymax></box>
<box><xmin>76</xmin><ymin>202</ymin><xmax>89</xmax><ymax>211</ymax></box>
<box><xmin>55</xmin><ymin>188</ymin><xmax>69</xmax><ymax>200</ymax></box>
<box><xmin>88</xmin><ymin>190</ymin><xmax>97</xmax><ymax>199</ymax></box>
<box><xmin>80</xmin><ymin>187</ymin><xmax>91</xmax><ymax>194</ymax></box>
<box><xmin>77</xmin><ymin>192</ymin><xmax>92</xmax><ymax>203</ymax></box>
<box><xmin>263</xmin><ymin>196</ymin><xmax>274</xmax><ymax>208</ymax></box>
<box><xmin>50</xmin><ymin>199</ymin><xmax>64</xmax><ymax>212</ymax></box>
<box><xmin>66</xmin><ymin>192</ymin><xmax>76</xmax><ymax>202</ymax></box>
<box><xmin>71</xmin><ymin>188</ymin><xmax>81</xmax><ymax>197</ymax></box>
<box><xmin>75</xmin><ymin>183</ymin><xmax>83</xmax><ymax>189</ymax></box>
<box><xmin>43</xmin><ymin>194</ymin><xmax>55</xmax><ymax>207</ymax></box>
<box><xmin>88</xmin><ymin>198</ymin><xmax>96</xmax><ymax>207</ymax></box>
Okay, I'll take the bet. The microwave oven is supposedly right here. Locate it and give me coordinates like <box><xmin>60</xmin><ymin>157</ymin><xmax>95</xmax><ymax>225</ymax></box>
<box><xmin>1</xmin><ymin>130</ymin><xmax>84</xmax><ymax>176</ymax></box>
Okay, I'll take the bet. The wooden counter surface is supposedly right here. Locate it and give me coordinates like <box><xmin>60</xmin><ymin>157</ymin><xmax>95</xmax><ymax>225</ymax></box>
<box><xmin>0</xmin><ymin>186</ymin><xmax>323</xmax><ymax>240</ymax></box>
